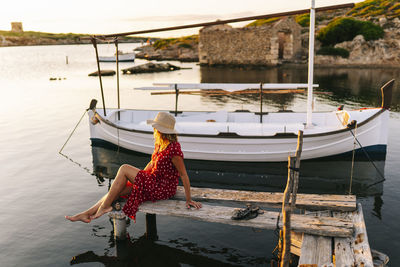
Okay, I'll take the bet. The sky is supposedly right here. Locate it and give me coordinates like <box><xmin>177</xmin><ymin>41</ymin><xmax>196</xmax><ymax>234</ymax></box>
<box><xmin>0</xmin><ymin>0</ymin><xmax>364</xmax><ymax>37</ymax></box>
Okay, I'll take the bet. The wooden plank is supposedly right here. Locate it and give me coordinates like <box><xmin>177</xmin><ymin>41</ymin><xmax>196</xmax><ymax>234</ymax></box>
<box><xmin>352</xmin><ymin>203</ymin><xmax>373</xmax><ymax>267</ymax></box>
<box><xmin>291</xmin><ymin>231</ymin><xmax>303</xmax><ymax>257</ymax></box>
<box><xmin>299</xmin><ymin>234</ymin><xmax>333</xmax><ymax>266</ymax></box>
<box><xmin>333</xmin><ymin>203</ymin><xmax>374</xmax><ymax>267</ymax></box>
<box><xmin>138</xmin><ymin>200</ymin><xmax>353</xmax><ymax>237</ymax></box>
<box><xmin>173</xmin><ymin>186</ymin><xmax>357</xmax><ymax>211</ymax></box>
<box><xmin>334</xmin><ymin>237</ymin><xmax>354</xmax><ymax>267</ymax></box>
<box><xmin>299</xmin><ymin>211</ymin><xmax>334</xmax><ymax>267</ymax></box>
<box><xmin>333</xmin><ymin>211</ymin><xmax>355</xmax><ymax>267</ymax></box>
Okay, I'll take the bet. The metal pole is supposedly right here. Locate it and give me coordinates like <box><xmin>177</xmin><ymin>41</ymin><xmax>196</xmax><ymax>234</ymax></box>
<box><xmin>115</xmin><ymin>38</ymin><xmax>120</xmax><ymax>120</ymax></box>
<box><xmin>80</xmin><ymin>3</ymin><xmax>354</xmax><ymax>40</ymax></box>
<box><xmin>91</xmin><ymin>37</ymin><xmax>107</xmax><ymax>116</ymax></box>
<box><xmin>174</xmin><ymin>84</ymin><xmax>179</xmax><ymax>116</ymax></box>
<box><xmin>306</xmin><ymin>0</ymin><xmax>315</xmax><ymax>127</ymax></box>
<box><xmin>260</xmin><ymin>82</ymin><xmax>263</xmax><ymax>123</ymax></box>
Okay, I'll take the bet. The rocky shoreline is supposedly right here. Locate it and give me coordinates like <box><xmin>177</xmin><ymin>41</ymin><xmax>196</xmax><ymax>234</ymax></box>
<box><xmin>134</xmin><ymin>40</ymin><xmax>198</xmax><ymax>62</ymax></box>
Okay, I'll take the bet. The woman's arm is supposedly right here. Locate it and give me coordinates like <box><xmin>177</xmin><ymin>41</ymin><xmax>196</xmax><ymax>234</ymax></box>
<box><xmin>171</xmin><ymin>156</ymin><xmax>202</xmax><ymax>209</ymax></box>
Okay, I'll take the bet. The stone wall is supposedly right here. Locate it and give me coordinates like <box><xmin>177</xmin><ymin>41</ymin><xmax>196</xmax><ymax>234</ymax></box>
<box><xmin>199</xmin><ymin>17</ymin><xmax>302</xmax><ymax>66</ymax></box>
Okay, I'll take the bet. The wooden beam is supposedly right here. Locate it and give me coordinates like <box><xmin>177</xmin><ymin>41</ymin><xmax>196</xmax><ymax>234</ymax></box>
<box><xmin>173</xmin><ymin>186</ymin><xmax>357</xmax><ymax>211</ymax></box>
<box><xmin>151</xmin><ymin>89</ymin><xmax>306</xmax><ymax>95</ymax></box>
<box><xmin>138</xmin><ymin>200</ymin><xmax>354</xmax><ymax>237</ymax></box>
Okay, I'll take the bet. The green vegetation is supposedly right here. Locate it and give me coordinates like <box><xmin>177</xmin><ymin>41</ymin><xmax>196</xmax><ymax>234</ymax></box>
<box><xmin>295</xmin><ymin>14</ymin><xmax>310</xmax><ymax>27</ymax></box>
<box><xmin>0</xmin><ymin>30</ymin><xmax>148</xmax><ymax>43</ymax></box>
<box><xmin>153</xmin><ymin>35</ymin><xmax>198</xmax><ymax>50</ymax></box>
<box><xmin>317</xmin><ymin>46</ymin><xmax>350</xmax><ymax>58</ymax></box>
<box><xmin>317</xmin><ymin>18</ymin><xmax>384</xmax><ymax>46</ymax></box>
<box><xmin>0</xmin><ymin>30</ymin><xmax>86</xmax><ymax>39</ymax></box>
<box><xmin>347</xmin><ymin>0</ymin><xmax>400</xmax><ymax>18</ymax></box>
<box><xmin>245</xmin><ymin>17</ymin><xmax>281</xmax><ymax>27</ymax></box>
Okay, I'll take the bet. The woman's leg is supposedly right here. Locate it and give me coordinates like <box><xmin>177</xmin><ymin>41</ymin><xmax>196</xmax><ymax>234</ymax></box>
<box><xmin>91</xmin><ymin>164</ymin><xmax>139</xmax><ymax>220</ymax></box>
<box><xmin>65</xmin><ymin>186</ymin><xmax>132</xmax><ymax>223</ymax></box>
<box><xmin>66</xmin><ymin>164</ymin><xmax>138</xmax><ymax>223</ymax></box>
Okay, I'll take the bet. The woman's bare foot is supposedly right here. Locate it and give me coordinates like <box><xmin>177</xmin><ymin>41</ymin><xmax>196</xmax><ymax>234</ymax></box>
<box><xmin>65</xmin><ymin>213</ymin><xmax>91</xmax><ymax>223</ymax></box>
<box><xmin>90</xmin><ymin>205</ymin><xmax>112</xmax><ymax>220</ymax></box>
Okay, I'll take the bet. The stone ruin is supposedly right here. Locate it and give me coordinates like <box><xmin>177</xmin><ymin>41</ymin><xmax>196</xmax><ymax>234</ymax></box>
<box><xmin>11</xmin><ymin>22</ymin><xmax>23</xmax><ymax>32</ymax></box>
<box><xmin>199</xmin><ymin>17</ymin><xmax>302</xmax><ymax>66</ymax></box>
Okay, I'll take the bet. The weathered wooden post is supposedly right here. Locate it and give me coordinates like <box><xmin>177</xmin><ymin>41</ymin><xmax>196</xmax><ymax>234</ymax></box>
<box><xmin>280</xmin><ymin>130</ymin><xmax>303</xmax><ymax>267</ymax></box>
<box><xmin>281</xmin><ymin>156</ymin><xmax>295</xmax><ymax>267</ymax></box>
<box><xmin>145</xmin><ymin>213</ymin><xmax>158</xmax><ymax>241</ymax></box>
<box><xmin>108</xmin><ymin>202</ymin><xmax>127</xmax><ymax>240</ymax></box>
<box><xmin>291</xmin><ymin>130</ymin><xmax>303</xmax><ymax>211</ymax></box>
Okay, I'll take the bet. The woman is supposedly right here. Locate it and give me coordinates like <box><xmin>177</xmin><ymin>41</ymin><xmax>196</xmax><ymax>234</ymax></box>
<box><xmin>65</xmin><ymin>112</ymin><xmax>201</xmax><ymax>223</ymax></box>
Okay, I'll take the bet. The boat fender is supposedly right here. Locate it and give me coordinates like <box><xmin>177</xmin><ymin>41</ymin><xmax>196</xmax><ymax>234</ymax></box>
<box><xmin>347</xmin><ymin>120</ymin><xmax>357</xmax><ymax>129</ymax></box>
<box><xmin>91</xmin><ymin>114</ymin><xmax>100</xmax><ymax>125</ymax></box>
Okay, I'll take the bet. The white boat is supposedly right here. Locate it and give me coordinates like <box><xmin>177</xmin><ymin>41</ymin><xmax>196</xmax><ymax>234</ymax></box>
<box><xmin>87</xmin><ymin>1</ymin><xmax>393</xmax><ymax>163</ymax></box>
<box><xmin>98</xmin><ymin>52</ymin><xmax>135</xmax><ymax>62</ymax></box>
<box><xmin>88</xmin><ymin>79</ymin><xmax>393</xmax><ymax>162</ymax></box>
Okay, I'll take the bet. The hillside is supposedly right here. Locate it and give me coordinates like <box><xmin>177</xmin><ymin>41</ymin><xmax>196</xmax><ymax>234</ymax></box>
<box><xmin>0</xmin><ymin>30</ymin><xmax>149</xmax><ymax>47</ymax></box>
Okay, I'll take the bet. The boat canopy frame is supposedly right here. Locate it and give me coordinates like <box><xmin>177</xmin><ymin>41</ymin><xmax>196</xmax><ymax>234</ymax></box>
<box><xmin>87</xmin><ymin>2</ymin><xmax>355</xmax><ymax>124</ymax></box>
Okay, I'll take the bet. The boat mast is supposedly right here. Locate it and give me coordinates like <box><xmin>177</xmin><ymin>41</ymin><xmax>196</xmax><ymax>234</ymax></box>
<box><xmin>306</xmin><ymin>0</ymin><xmax>316</xmax><ymax>128</ymax></box>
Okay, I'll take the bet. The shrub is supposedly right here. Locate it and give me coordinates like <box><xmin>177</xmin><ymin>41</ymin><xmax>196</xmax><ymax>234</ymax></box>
<box><xmin>317</xmin><ymin>46</ymin><xmax>350</xmax><ymax>58</ymax></box>
<box><xmin>153</xmin><ymin>35</ymin><xmax>198</xmax><ymax>50</ymax></box>
<box><xmin>295</xmin><ymin>14</ymin><xmax>310</xmax><ymax>27</ymax></box>
<box><xmin>347</xmin><ymin>0</ymin><xmax>400</xmax><ymax>18</ymax></box>
<box><xmin>246</xmin><ymin>17</ymin><xmax>281</xmax><ymax>27</ymax></box>
<box><xmin>178</xmin><ymin>43</ymin><xmax>192</xmax><ymax>49</ymax></box>
<box><xmin>317</xmin><ymin>17</ymin><xmax>384</xmax><ymax>46</ymax></box>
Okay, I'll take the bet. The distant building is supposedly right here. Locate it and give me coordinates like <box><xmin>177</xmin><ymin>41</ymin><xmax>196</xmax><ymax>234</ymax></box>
<box><xmin>199</xmin><ymin>17</ymin><xmax>302</xmax><ymax>66</ymax></box>
<box><xmin>11</xmin><ymin>22</ymin><xmax>23</xmax><ymax>32</ymax></box>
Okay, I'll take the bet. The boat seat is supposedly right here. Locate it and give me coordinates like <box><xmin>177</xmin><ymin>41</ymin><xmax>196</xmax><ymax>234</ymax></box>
<box><xmin>229</xmin><ymin>123</ymin><xmax>304</xmax><ymax>136</ymax></box>
<box><xmin>176</xmin><ymin>110</ymin><xmax>228</xmax><ymax>123</ymax></box>
<box><xmin>175</xmin><ymin>122</ymin><xmax>227</xmax><ymax>135</ymax></box>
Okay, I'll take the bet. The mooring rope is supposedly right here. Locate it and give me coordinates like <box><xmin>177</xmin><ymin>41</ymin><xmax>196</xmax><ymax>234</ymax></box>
<box><xmin>59</xmin><ymin>110</ymin><xmax>87</xmax><ymax>154</ymax></box>
<box><xmin>347</xmin><ymin>123</ymin><xmax>386</xmax><ymax>188</ymax></box>
<box><xmin>348</xmin><ymin>123</ymin><xmax>357</xmax><ymax>194</ymax></box>
<box><xmin>58</xmin><ymin>110</ymin><xmax>94</xmax><ymax>176</ymax></box>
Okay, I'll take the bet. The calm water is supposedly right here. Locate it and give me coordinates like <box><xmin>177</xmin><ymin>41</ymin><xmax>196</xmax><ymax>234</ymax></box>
<box><xmin>1</xmin><ymin>44</ymin><xmax>400</xmax><ymax>267</ymax></box>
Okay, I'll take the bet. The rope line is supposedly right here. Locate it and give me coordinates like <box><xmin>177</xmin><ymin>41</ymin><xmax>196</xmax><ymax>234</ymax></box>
<box><xmin>347</xmin><ymin>127</ymin><xmax>386</xmax><ymax>188</ymax></box>
<box><xmin>58</xmin><ymin>110</ymin><xmax>94</xmax><ymax>176</ymax></box>
<box><xmin>348</xmin><ymin>123</ymin><xmax>357</xmax><ymax>194</ymax></box>
<box><xmin>59</xmin><ymin>110</ymin><xmax>88</xmax><ymax>154</ymax></box>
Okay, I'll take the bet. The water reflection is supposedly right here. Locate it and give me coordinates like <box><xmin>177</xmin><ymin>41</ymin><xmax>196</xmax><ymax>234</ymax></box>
<box><xmin>71</xmin><ymin>233</ymin><xmax>245</xmax><ymax>266</ymax></box>
<box><xmin>200</xmin><ymin>66</ymin><xmax>400</xmax><ymax>111</ymax></box>
<box><xmin>72</xmin><ymin>217</ymin><xmax>263</xmax><ymax>266</ymax></box>
<box><xmin>90</xmin><ymin>141</ymin><xmax>385</xmax><ymax>197</ymax></box>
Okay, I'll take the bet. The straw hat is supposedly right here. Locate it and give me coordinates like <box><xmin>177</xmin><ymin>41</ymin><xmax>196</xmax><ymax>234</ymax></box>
<box><xmin>147</xmin><ymin>112</ymin><xmax>178</xmax><ymax>134</ymax></box>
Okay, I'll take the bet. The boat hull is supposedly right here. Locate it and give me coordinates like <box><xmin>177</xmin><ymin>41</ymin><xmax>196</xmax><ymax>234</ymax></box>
<box><xmin>88</xmin><ymin>108</ymin><xmax>389</xmax><ymax>162</ymax></box>
<box><xmin>98</xmin><ymin>53</ymin><xmax>135</xmax><ymax>62</ymax></box>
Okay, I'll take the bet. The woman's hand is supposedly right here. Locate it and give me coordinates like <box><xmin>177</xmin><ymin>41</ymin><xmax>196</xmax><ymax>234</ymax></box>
<box><xmin>186</xmin><ymin>200</ymin><xmax>202</xmax><ymax>209</ymax></box>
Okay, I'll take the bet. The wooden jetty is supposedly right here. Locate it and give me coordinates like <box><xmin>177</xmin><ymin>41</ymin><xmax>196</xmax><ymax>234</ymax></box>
<box><xmin>107</xmin><ymin>131</ymin><xmax>386</xmax><ymax>266</ymax></box>
<box><xmin>109</xmin><ymin>185</ymin><xmax>380</xmax><ymax>266</ymax></box>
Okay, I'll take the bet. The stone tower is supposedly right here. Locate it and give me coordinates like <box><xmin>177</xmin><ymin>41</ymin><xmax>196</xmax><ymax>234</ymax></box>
<box><xmin>11</xmin><ymin>22</ymin><xmax>23</xmax><ymax>32</ymax></box>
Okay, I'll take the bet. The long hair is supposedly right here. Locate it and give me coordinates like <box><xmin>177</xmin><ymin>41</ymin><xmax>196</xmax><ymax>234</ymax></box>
<box><xmin>154</xmin><ymin>129</ymin><xmax>178</xmax><ymax>152</ymax></box>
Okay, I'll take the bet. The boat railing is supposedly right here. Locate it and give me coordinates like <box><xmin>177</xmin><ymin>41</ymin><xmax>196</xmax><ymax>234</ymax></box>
<box><xmin>135</xmin><ymin>83</ymin><xmax>319</xmax><ymax>121</ymax></box>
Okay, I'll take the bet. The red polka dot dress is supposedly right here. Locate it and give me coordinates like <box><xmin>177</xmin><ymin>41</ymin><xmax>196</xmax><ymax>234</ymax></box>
<box><xmin>122</xmin><ymin>141</ymin><xmax>184</xmax><ymax>221</ymax></box>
